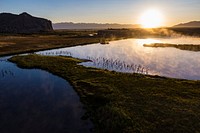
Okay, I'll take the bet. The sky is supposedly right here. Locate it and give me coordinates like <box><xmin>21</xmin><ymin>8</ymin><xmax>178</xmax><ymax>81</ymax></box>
<box><xmin>0</xmin><ymin>0</ymin><xmax>200</xmax><ymax>26</ymax></box>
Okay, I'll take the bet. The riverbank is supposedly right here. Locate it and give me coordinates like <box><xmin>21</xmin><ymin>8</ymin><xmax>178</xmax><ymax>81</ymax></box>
<box><xmin>10</xmin><ymin>55</ymin><xmax>200</xmax><ymax>133</ymax></box>
<box><xmin>0</xmin><ymin>32</ymin><xmax>98</xmax><ymax>57</ymax></box>
<box><xmin>0</xmin><ymin>30</ymin><xmax>127</xmax><ymax>57</ymax></box>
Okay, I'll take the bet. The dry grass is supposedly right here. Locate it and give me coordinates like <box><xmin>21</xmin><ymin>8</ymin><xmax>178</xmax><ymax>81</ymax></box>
<box><xmin>0</xmin><ymin>30</ymin><xmax>100</xmax><ymax>56</ymax></box>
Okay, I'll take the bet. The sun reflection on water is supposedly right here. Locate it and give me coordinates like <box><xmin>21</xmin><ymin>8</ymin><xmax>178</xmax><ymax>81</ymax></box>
<box><xmin>36</xmin><ymin>38</ymin><xmax>200</xmax><ymax>80</ymax></box>
<box><xmin>135</xmin><ymin>38</ymin><xmax>161</xmax><ymax>46</ymax></box>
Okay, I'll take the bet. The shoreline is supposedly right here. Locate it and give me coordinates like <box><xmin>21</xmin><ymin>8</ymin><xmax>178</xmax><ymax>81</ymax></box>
<box><xmin>9</xmin><ymin>55</ymin><xmax>200</xmax><ymax>132</ymax></box>
<box><xmin>0</xmin><ymin>41</ymin><xmax>98</xmax><ymax>57</ymax></box>
<box><xmin>0</xmin><ymin>35</ymin><xmax>126</xmax><ymax>57</ymax></box>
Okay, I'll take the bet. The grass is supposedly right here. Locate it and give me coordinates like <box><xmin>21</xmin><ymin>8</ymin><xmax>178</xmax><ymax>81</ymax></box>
<box><xmin>144</xmin><ymin>43</ymin><xmax>200</xmax><ymax>51</ymax></box>
<box><xmin>10</xmin><ymin>54</ymin><xmax>200</xmax><ymax>133</ymax></box>
<box><xmin>0</xmin><ymin>30</ymin><xmax>125</xmax><ymax>57</ymax></box>
<box><xmin>0</xmin><ymin>31</ymin><xmax>100</xmax><ymax>56</ymax></box>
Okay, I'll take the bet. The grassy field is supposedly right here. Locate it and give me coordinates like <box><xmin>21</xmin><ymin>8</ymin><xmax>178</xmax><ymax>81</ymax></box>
<box><xmin>10</xmin><ymin>55</ymin><xmax>200</xmax><ymax>133</ymax></box>
<box><xmin>0</xmin><ymin>30</ymin><xmax>128</xmax><ymax>57</ymax></box>
<box><xmin>0</xmin><ymin>30</ymin><xmax>100</xmax><ymax>57</ymax></box>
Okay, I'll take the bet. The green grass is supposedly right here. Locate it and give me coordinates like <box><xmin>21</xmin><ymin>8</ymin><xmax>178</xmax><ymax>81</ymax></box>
<box><xmin>9</xmin><ymin>55</ymin><xmax>200</xmax><ymax>133</ymax></box>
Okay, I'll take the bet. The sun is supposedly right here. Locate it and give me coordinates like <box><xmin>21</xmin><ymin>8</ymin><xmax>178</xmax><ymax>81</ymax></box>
<box><xmin>139</xmin><ymin>9</ymin><xmax>163</xmax><ymax>28</ymax></box>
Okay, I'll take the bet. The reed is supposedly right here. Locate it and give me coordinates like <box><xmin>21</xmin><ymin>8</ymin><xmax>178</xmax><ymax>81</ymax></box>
<box><xmin>0</xmin><ymin>69</ymin><xmax>14</xmax><ymax>78</ymax></box>
<box><xmin>38</xmin><ymin>50</ymin><xmax>73</xmax><ymax>56</ymax></box>
<box><xmin>87</xmin><ymin>57</ymin><xmax>149</xmax><ymax>74</ymax></box>
<box><xmin>37</xmin><ymin>50</ymin><xmax>149</xmax><ymax>75</ymax></box>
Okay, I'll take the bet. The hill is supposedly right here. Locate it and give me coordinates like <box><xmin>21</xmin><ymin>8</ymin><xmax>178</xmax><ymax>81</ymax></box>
<box><xmin>173</xmin><ymin>21</ymin><xmax>200</xmax><ymax>27</ymax></box>
<box><xmin>0</xmin><ymin>12</ymin><xmax>53</xmax><ymax>33</ymax></box>
<box><xmin>53</xmin><ymin>22</ymin><xmax>140</xmax><ymax>29</ymax></box>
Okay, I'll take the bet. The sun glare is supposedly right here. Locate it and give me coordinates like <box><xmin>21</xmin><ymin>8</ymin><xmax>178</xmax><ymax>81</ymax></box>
<box><xmin>136</xmin><ymin>39</ymin><xmax>161</xmax><ymax>46</ymax></box>
<box><xmin>139</xmin><ymin>9</ymin><xmax>163</xmax><ymax>28</ymax></box>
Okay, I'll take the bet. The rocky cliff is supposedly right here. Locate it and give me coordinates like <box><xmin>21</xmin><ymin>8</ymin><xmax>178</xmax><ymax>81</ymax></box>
<box><xmin>0</xmin><ymin>12</ymin><xmax>53</xmax><ymax>33</ymax></box>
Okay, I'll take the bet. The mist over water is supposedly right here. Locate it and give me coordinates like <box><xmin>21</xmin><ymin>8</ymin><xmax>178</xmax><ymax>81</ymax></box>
<box><xmin>158</xmin><ymin>36</ymin><xmax>200</xmax><ymax>45</ymax></box>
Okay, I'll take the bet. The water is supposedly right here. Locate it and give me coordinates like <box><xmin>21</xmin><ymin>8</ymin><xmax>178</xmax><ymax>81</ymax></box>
<box><xmin>0</xmin><ymin>37</ymin><xmax>200</xmax><ymax>132</ymax></box>
<box><xmin>37</xmin><ymin>37</ymin><xmax>200</xmax><ymax>80</ymax></box>
<box><xmin>0</xmin><ymin>60</ymin><xmax>92</xmax><ymax>133</ymax></box>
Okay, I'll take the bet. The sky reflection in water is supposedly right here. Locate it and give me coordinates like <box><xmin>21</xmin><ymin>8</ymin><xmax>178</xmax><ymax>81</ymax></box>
<box><xmin>0</xmin><ymin>61</ymin><xmax>92</xmax><ymax>133</ymax></box>
<box><xmin>37</xmin><ymin>38</ymin><xmax>200</xmax><ymax>80</ymax></box>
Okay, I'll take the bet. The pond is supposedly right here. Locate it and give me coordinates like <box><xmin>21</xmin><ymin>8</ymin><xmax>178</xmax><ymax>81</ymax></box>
<box><xmin>37</xmin><ymin>37</ymin><xmax>200</xmax><ymax>80</ymax></box>
<box><xmin>0</xmin><ymin>60</ymin><xmax>92</xmax><ymax>133</ymax></box>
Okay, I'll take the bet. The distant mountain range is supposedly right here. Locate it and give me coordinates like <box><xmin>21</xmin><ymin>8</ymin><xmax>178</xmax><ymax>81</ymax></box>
<box><xmin>53</xmin><ymin>21</ymin><xmax>200</xmax><ymax>29</ymax></box>
<box><xmin>173</xmin><ymin>21</ymin><xmax>200</xmax><ymax>27</ymax></box>
<box><xmin>0</xmin><ymin>12</ymin><xmax>53</xmax><ymax>33</ymax></box>
<box><xmin>1</xmin><ymin>12</ymin><xmax>199</xmax><ymax>33</ymax></box>
<box><xmin>53</xmin><ymin>22</ymin><xmax>141</xmax><ymax>29</ymax></box>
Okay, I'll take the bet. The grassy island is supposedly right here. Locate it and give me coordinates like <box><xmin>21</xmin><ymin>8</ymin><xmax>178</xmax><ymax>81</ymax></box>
<box><xmin>10</xmin><ymin>54</ymin><xmax>200</xmax><ymax>133</ymax></box>
<box><xmin>144</xmin><ymin>43</ymin><xmax>200</xmax><ymax>52</ymax></box>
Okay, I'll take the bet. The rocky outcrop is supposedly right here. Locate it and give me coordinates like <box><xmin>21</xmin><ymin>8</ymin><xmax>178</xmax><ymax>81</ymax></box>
<box><xmin>0</xmin><ymin>12</ymin><xmax>53</xmax><ymax>33</ymax></box>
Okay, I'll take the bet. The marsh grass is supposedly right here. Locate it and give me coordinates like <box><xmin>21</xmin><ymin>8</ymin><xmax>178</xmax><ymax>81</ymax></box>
<box><xmin>0</xmin><ymin>30</ymin><xmax>100</xmax><ymax>57</ymax></box>
<box><xmin>85</xmin><ymin>57</ymin><xmax>149</xmax><ymax>74</ymax></box>
<box><xmin>10</xmin><ymin>55</ymin><xmax>200</xmax><ymax>133</ymax></box>
<box><xmin>0</xmin><ymin>35</ymin><xmax>100</xmax><ymax>56</ymax></box>
<box><xmin>144</xmin><ymin>43</ymin><xmax>200</xmax><ymax>51</ymax></box>
<box><xmin>37</xmin><ymin>51</ymin><xmax>149</xmax><ymax>74</ymax></box>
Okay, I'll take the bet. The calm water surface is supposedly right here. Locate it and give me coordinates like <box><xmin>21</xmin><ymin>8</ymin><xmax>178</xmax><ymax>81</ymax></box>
<box><xmin>0</xmin><ymin>60</ymin><xmax>92</xmax><ymax>133</ymax></box>
<box><xmin>0</xmin><ymin>37</ymin><xmax>199</xmax><ymax>132</ymax></box>
<box><xmin>37</xmin><ymin>37</ymin><xmax>200</xmax><ymax>80</ymax></box>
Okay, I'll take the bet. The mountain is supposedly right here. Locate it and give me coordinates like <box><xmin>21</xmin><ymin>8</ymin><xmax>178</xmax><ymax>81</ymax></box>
<box><xmin>173</xmin><ymin>21</ymin><xmax>200</xmax><ymax>28</ymax></box>
<box><xmin>0</xmin><ymin>12</ymin><xmax>53</xmax><ymax>33</ymax></box>
<box><xmin>53</xmin><ymin>22</ymin><xmax>140</xmax><ymax>29</ymax></box>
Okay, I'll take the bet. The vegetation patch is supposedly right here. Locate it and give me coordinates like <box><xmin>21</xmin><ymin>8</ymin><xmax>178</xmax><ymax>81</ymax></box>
<box><xmin>0</xmin><ymin>30</ymin><xmax>123</xmax><ymax>57</ymax></box>
<box><xmin>10</xmin><ymin>55</ymin><xmax>200</xmax><ymax>133</ymax></box>
<box><xmin>0</xmin><ymin>34</ymin><xmax>99</xmax><ymax>56</ymax></box>
<box><xmin>144</xmin><ymin>43</ymin><xmax>200</xmax><ymax>51</ymax></box>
